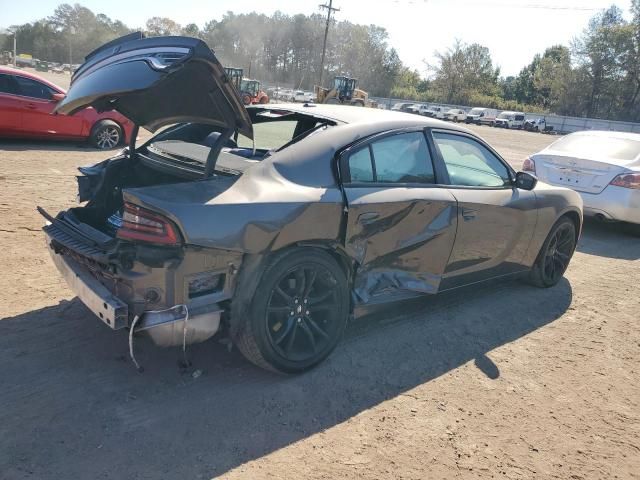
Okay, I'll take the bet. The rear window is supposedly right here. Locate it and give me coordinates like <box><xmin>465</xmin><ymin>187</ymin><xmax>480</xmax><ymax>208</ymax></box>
<box><xmin>550</xmin><ymin>134</ymin><xmax>640</xmax><ymax>161</ymax></box>
<box><xmin>238</xmin><ymin>120</ymin><xmax>298</xmax><ymax>150</ymax></box>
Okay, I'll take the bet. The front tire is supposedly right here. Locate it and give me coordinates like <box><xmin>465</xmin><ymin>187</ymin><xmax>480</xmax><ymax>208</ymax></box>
<box><xmin>232</xmin><ymin>249</ymin><xmax>349</xmax><ymax>373</ymax></box>
<box><xmin>90</xmin><ymin>120</ymin><xmax>122</xmax><ymax>149</ymax></box>
<box><xmin>528</xmin><ymin>217</ymin><xmax>576</xmax><ymax>288</ymax></box>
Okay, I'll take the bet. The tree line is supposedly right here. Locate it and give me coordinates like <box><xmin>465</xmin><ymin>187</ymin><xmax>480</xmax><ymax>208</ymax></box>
<box><xmin>1</xmin><ymin>2</ymin><xmax>639</xmax><ymax>122</ymax></box>
<box><xmin>395</xmin><ymin>1</ymin><xmax>640</xmax><ymax>122</ymax></box>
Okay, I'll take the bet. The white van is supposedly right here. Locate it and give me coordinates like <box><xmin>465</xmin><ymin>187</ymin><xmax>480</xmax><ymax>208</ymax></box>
<box><xmin>494</xmin><ymin>111</ymin><xmax>526</xmax><ymax>129</ymax></box>
<box><xmin>425</xmin><ymin>105</ymin><xmax>447</xmax><ymax>119</ymax></box>
<box><xmin>465</xmin><ymin>107</ymin><xmax>498</xmax><ymax>125</ymax></box>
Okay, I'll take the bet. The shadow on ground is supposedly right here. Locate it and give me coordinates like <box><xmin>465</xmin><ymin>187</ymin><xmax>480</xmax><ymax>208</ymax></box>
<box><xmin>577</xmin><ymin>218</ymin><xmax>640</xmax><ymax>260</ymax></box>
<box><xmin>0</xmin><ymin>277</ymin><xmax>572</xmax><ymax>479</ymax></box>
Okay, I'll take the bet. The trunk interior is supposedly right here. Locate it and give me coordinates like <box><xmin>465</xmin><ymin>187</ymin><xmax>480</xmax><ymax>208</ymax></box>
<box><xmin>69</xmin><ymin>159</ymin><xmax>190</xmax><ymax>237</ymax></box>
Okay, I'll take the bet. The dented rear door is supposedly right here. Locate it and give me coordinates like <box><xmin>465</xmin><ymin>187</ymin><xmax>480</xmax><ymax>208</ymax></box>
<box><xmin>339</xmin><ymin>130</ymin><xmax>458</xmax><ymax>304</ymax></box>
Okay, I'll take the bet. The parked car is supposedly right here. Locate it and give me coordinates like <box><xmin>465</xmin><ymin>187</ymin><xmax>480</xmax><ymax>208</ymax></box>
<box><xmin>465</xmin><ymin>107</ymin><xmax>498</xmax><ymax>126</ymax></box>
<box><xmin>494</xmin><ymin>111</ymin><xmax>525</xmax><ymax>129</ymax></box>
<box><xmin>0</xmin><ymin>66</ymin><xmax>134</xmax><ymax>148</ymax></box>
<box><xmin>524</xmin><ymin>118</ymin><xmax>552</xmax><ymax>133</ymax></box>
<box><xmin>413</xmin><ymin>104</ymin><xmax>430</xmax><ymax>115</ymax></box>
<box><xmin>525</xmin><ymin>131</ymin><xmax>639</xmax><ymax>225</ymax></box>
<box><xmin>391</xmin><ymin>102</ymin><xmax>416</xmax><ymax>113</ymax></box>
<box><xmin>427</xmin><ymin>106</ymin><xmax>447</xmax><ymax>119</ymax></box>
<box><xmin>279</xmin><ymin>88</ymin><xmax>294</xmax><ymax>101</ymax></box>
<box><xmin>444</xmin><ymin>108</ymin><xmax>467</xmax><ymax>122</ymax></box>
<box><xmin>293</xmin><ymin>90</ymin><xmax>314</xmax><ymax>103</ymax></box>
<box><xmin>41</xmin><ymin>34</ymin><xmax>583</xmax><ymax>374</ymax></box>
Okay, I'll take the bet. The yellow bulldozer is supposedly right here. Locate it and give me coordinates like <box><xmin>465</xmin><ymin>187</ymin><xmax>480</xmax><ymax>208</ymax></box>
<box><xmin>314</xmin><ymin>75</ymin><xmax>377</xmax><ymax>107</ymax></box>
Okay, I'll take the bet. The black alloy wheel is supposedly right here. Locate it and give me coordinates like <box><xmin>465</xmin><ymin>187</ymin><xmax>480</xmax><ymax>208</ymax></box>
<box><xmin>265</xmin><ymin>264</ymin><xmax>340</xmax><ymax>363</ymax></box>
<box><xmin>232</xmin><ymin>249</ymin><xmax>349</xmax><ymax>373</ymax></box>
<box><xmin>529</xmin><ymin>218</ymin><xmax>576</xmax><ymax>287</ymax></box>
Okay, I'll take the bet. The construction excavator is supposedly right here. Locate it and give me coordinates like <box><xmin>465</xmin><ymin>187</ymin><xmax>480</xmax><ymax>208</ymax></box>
<box><xmin>314</xmin><ymin>75</ymin><xmax>376</xmax><ymax>107</ymax></box>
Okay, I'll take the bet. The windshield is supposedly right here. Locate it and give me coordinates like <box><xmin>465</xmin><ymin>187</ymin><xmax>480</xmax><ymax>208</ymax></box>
<box><xmin>550</xmin><ymin>134</ymin><xmax>640</xmax><ymax>161</ymax></box>
<box><xmin>497</xmin><ymin>112</ymin><xmax>511</xmax><ymax>119</ymax></box>
<box><xmin>468</xmin><ymin>108</ymin><xmax>484</xmax><ymax>115</ymax></box>
<box><xmin>241</xmin><ymin>79</ymin><xmax>258</xmax><ymax>96</ymax></box>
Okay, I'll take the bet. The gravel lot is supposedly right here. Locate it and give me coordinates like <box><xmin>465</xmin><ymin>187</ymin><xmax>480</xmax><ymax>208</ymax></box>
<box><xmin>0</xmin><ymin>119</ymin><xmax>639</xmax><ymax>479</ymax></box>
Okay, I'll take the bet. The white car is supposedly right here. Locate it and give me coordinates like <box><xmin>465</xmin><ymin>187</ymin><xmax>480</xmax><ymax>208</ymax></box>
<box><xmin>429</xmin><ymin>106</ymin><xmax>448</xmax><ymax>119</ymax></box>
<box><xmin>444</xmin><ymin>108</ymin><xmax>467</xmax><ymax>122</ymax></box>
<box><xmin>494</xmin><ymin>111</ymin><xmax>525</xmax><ymax>129</ymax></box>
<box><xmin>413</xmin><ymin>105</ymin><xmax>430</xmax><ymax>116</ymax></box>
<box><xmin>526</xmin><ymin>131</ymin><xmax>640</xmax><ymax>225</ymax></box>
<box><xmin>292</xmin><ymin>90</ymin><xmax>314</xmax><ymax>103</ymax></box>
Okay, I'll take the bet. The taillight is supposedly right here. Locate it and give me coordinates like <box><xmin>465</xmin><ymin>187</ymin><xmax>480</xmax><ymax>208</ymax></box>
<box><xmin>523</xmin><ymin>157</ymin><xmax>536</xmax><ymax>173</ymax></box>
<box><xmin>117</xmin><ymin>202</ymin><xmax>180</xmax><ymax>245</ymax></box>
<box><xmin>609</xmin><ymin>173</ymin><xmax>640</xmax><ymax>189</ymax></box>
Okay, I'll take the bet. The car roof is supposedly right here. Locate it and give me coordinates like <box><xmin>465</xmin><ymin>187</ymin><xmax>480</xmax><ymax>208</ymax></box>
<box><xmin>0</xmin><ymin>66</ymin><xmax>65</xmax><ymax>93</ymax></box>
<box><xmin>245</xmin><ymin>103</ymin><xmax>475</xmax><ymax>189</ymax></box>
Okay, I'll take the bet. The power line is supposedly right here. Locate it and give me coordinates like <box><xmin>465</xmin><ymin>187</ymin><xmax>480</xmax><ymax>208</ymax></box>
<box><xmin>318</xmin><ymin>0</ymin><xmax>340</xmax><ymax>87</ymax></box>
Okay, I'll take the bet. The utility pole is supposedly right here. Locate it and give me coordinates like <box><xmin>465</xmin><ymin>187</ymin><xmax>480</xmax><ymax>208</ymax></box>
<box><xmin>13</xmin><ymin>33</ymin><xmax>16</xmax><ymax>67</ymax></box>
<box><xmin>318</xmin><ymin>0</ymin><xmax>339</xmax><ymax>87</ymax></box>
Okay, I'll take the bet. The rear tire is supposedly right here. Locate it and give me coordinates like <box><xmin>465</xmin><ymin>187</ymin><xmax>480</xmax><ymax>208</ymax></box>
<box><xmin>90</xmin><ymin>120</ymin><xmax>122</xmax><ymax>150</ymax></box>
<box><xmin>528</xmin><ymin>217</ymin><xmax>576</xmax><ymax>288</ymax></box>
<box><xmin>231</xmin><ymin>249</ymin><xmax>349</xmax><ymax>374</ymax></box>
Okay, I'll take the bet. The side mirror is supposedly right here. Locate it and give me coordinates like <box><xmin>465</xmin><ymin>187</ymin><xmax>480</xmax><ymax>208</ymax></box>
<box><xmin>515</xmin><ymin>171</ymin><xmax>538</xmax><ymax>190</ymax></box>
<box><xmin>51</xmin><ymin>92</ymin><xmax>66</xmax><ymax>102</ymax></box>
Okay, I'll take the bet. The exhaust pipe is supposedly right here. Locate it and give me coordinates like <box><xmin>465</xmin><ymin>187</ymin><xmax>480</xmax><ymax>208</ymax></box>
<box><xmin>136</xmin><ymin>304</ymin><xmax>221</xmax><ymax>347</ymax></box>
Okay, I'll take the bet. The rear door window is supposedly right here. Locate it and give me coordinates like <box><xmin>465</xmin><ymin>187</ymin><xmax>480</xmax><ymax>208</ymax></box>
<box><xmin>347</xmin><ymin>131</ymin><xmax>435</xmax><ymax>184</ymax></box>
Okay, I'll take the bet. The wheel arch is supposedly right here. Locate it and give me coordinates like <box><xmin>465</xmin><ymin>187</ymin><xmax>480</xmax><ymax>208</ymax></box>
<box><xmin>558</xmin><ymin>209</ymin><xmax>582</xmax><ymax>244</ymax></box>
<box><xmin>230</xmin><ymin>240</ymin><xmax>357</xmax><ymax>333</ymax></box>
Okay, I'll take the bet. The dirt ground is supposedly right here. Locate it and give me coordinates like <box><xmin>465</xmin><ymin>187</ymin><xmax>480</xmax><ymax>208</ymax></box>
<box><xmin>0</xmin><ymin>124</ymin><xmax>639</xmax><ymax>480</ymax></box>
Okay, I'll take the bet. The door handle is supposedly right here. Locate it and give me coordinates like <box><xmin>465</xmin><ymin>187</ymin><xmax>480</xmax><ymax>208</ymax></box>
<box><xmin>461</xmin><ymin>207</ymin><xmax>477</xmax><ymax>221</ymax></box>
<box><xmin>357</xmin><ymin>212</ymin><xmax>380</xmax><ymax>224</ymax></box>
<box><xmin>26</xmin><ymin>103</ymin><xmax>37</xmax><ymax>109</ymax></box>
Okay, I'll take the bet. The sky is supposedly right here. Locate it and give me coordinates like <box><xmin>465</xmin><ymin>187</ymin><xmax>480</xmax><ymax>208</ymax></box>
<box><xmin>0</xmin><ymin>0</ymin><xmax>631</xmax><ymax>76</ymax></box>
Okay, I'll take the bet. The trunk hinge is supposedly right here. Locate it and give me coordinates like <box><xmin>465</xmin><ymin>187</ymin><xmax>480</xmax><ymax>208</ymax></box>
<box><xmin>204</xmin><ymin>127</ymin><xmax>234</xmax><ymax>178</ymax></box>
<box><xmin>128</xmin><ymin>125</ymin><xmax>139</xmax><ymax>159</ymax></box>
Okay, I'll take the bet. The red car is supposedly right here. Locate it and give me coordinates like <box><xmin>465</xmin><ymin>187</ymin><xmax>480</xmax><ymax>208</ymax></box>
<box><xmin>0</xmin><ymin>66</ymin><xmax>134</xmax><ymax>149</ymax></box>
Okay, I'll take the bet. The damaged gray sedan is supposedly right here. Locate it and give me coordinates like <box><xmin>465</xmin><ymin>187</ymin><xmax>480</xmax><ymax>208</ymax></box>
<box><xmin>41</xmin><ymin>34</ymin><xmax>583</xmax><ymax>373</ymax></box>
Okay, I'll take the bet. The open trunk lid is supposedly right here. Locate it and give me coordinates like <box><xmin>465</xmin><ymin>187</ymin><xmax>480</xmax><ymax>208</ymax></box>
<box><xmin>54</xmin><ymin>32</ymin><xmax>253</xmax><ymax>138</ymax></box>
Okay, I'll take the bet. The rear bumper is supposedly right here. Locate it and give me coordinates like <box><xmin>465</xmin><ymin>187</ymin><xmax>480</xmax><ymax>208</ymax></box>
<box><xmin>46</xmin><ymin>236</ymin><xmax>129</xmax><ymax>329</ymax></box>
<box><xmin>578</xmin><ymin>185</ymin><xmax>640</xmax><ymax>224</ymax></box>
<box><xmin>45</xmin><ymin>231</ymin><xmax>228</xmax><ymax>346</ymax></box>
